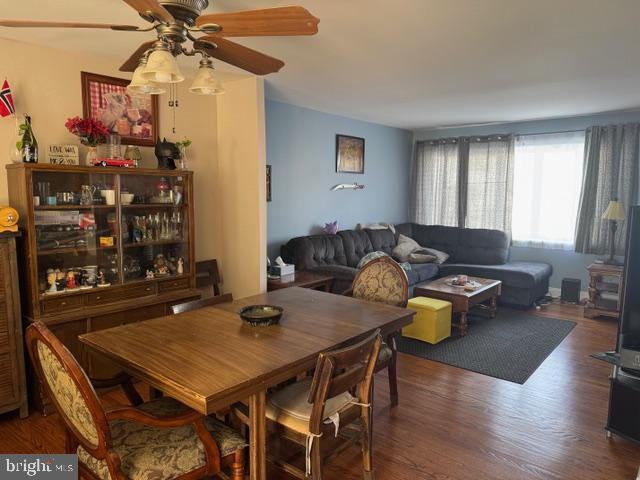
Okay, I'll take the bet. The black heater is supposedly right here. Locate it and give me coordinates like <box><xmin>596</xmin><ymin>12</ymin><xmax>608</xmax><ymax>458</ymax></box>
<box><xmin>561</xmin><ymin>278</ymin><xmax>581</xmax><ymax>304</ymax></box>
<box><xmin>606</xmin><ymin>205</ymin><xmax>640</xmax><ymax>444</ymax></box>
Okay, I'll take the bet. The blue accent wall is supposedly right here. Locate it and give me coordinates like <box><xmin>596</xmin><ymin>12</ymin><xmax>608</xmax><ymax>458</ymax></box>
<box><xmin>415</xmin><ymin>109</ymin><xmax>640</xmax><ymax>289</ymax></box>
<box><xmin>266</xmin><ymin>100</ymin><xmax>413</xmax><ymax>260</ymax></box>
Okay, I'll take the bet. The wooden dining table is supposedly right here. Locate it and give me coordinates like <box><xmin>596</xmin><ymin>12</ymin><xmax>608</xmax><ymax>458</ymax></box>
<box><xmin>79</xmin><ymin>286</ymin><xmax>415</xmax><ymax>480</ymax></box>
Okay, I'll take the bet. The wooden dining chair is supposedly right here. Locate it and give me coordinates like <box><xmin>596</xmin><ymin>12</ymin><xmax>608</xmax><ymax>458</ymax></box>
<box><xmin>235</xmin><ymin>330</ymin><xmax>382</xmax><ymax>480</ymax></box>
<box><xmin>171</xmin><ymin>292</ymin><xmax>233</xmax><ymax>315</ymax></box>
<box><xmin>25</xmin><ymin>321</ymin><xmax>247</xmax><ymax>480</ymax></box>
<box><xmin>350</xmin><ymin>256</ymin><xmax>409</xmax><ymax>407</ymax></box>
<box><xmin>196</xmin><ymin>259</ymin><xmax>222</xmax><ymax>297</ymax></box>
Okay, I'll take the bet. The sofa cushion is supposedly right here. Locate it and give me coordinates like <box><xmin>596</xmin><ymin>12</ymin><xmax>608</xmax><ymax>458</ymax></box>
<box><xmin>282</xmin><ymin>235</ymin><xmax>347</xmax><ymax>270</ymax></box>
<box><xmin>338</xmin><ymin>230</ymin><xmax>374</xmax><ymax>267</ymax></box>
<box><xmin>453</xmin><ymin>228</ymin><xmax>509</xmax><ymax>265</ymax></box>
<box><xmin>365</xmin><ymin>228</ymin><xmax>396</xmax><ymax>255</ymax></box>
<box><xmin>437</xmin><ymin>261</ymin><xmax>552</xmax><ymax>289</ymax></box>
<box><xmin>395</xmin><ymin>223</ymin><xmax>509</xmax><ymax>265</ymax></box>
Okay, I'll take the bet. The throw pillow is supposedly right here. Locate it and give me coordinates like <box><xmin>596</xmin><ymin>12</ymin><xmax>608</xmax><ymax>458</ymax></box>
<box><xmin>356</xmin><ymin>222</ymin><xmax>396</xmax><ymax>234</ymax></box>
<box><xmin>392</xmin><ymin>234</ymin><xmax>421</xmax><ymax>262</ymax></box>
<box><xmin>407</xmin><ymin>252</ymin><xmax>436</xmax><ymax>264</ymax></box>
<box><xmin>357</xmin><ymin>251</ymin><xmax>389</xmax><ymax>269</ymax></box>
<box><xmin>419</xmin><ymin>247</ymin><xmax>449</xmax><ymax>264</ymax></box>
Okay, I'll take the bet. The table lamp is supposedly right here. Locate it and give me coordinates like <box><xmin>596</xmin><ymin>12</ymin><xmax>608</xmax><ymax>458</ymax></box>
<box><xmin>601</xmin><ymin>199</ymin><xmax>626</xmax><ymax>265</ymax></box>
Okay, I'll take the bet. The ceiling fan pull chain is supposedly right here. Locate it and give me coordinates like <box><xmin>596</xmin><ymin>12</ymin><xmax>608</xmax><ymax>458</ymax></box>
<box><xmin>171</xmin><ymin>84</ymin><xmax>178</xmax><ymax>133</ymax></box>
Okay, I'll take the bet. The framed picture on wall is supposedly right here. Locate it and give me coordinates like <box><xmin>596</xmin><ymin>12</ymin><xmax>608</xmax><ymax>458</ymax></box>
<box><xmin>335</xmin><ymin>134</ymin><xmax>365</xmax><ymax>174</ymax></box>
<box><xmin>81</xmin><ymin>71</ymin><xmax>159</xmax><ymax>147</ymax></box>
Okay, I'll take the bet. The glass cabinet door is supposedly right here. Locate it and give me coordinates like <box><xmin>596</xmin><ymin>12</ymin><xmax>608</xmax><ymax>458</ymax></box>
<box><xmin>32</xmin><ymin>171</ymin><xmax>120</xmax><ymax>295</ymax></box>
<box><xmin>119</xmin><ymin>173</ymin><xmax>189</xmax><ymax>283</ymax></box>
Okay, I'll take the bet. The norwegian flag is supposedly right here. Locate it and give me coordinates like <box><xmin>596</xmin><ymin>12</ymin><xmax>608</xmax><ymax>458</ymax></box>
<box><xmin>0</xmin><ymin>79</ymin><xmax>16</xmax><ymax>118</ymax></box>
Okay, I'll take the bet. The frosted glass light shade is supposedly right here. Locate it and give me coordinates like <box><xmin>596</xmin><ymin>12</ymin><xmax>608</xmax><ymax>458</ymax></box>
<box><xmin>142</xmin><ymin>49</ymin><xmax>184</xmax><ymax>83</ymax></box>
<box><xmin>189</xmin><ymin>65</ymin><xmax>225</xmax><ymax>95</ymax></box>
<box><xmin>128</xmin><ymin>64</ymin><xmax>166</xmax><ymax>95</ymax></box>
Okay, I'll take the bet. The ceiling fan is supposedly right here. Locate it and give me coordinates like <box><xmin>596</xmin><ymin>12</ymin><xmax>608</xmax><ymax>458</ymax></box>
<box><xmin>0</xmin><ymin>0</ymin><xmax>319</xmax><ymax>95</ymax></box>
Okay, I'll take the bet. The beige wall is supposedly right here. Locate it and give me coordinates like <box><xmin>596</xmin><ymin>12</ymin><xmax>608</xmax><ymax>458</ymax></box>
<box><xmin>215</xmin><ymin>77</ymin><xmax>267</xmax><ymax>298</ymax></box>
<box><xmin>0</xmin><ymin>37</ymin><xmax>266</xmax><ymax>298</ymax></box>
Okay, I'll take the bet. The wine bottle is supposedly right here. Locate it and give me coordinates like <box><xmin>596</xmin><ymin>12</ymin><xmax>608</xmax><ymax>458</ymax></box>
<box><xmin>20</xmin><ymin>115</ymin><xmax>38</xmax><ymax>163</ymax></box>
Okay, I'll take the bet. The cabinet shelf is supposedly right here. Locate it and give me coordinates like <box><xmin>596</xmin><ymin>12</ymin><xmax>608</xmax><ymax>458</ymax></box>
<box><xmin>122</xmin><ymin>203</ymin><xmax>187</xmax><ymax>209</ymax></box>
<box><xmin>123</xmin><ymin>239</ymin><xmax>186</xmax><ymax>248</ymax></box>
<box><xmin>35</xmin><ymin>205</ymin><xmax>113</xmax><ymax>210</ymax></box>
<box><xmin>37</xmin><ymin>245</ymin><xmax>117</xmax><ymax>256</ymax></box>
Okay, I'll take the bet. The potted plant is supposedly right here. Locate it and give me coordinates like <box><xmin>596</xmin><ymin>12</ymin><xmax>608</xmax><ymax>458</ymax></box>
<box><xmin>65</xmin><ymin>116</ymin><xmax>109</xmax><ymax>165</ymax></box>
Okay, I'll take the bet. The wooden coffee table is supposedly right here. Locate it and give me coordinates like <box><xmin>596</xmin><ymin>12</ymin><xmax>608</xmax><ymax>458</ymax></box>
<box><xmin>267</xmin><ymin>270</ymin><xmax>334</xmax><ymax>292</ymax></box>
<box><xmin>413</xmin><ymin>276</ymin><xmax>502</xmax><ymax>336</ymax></box>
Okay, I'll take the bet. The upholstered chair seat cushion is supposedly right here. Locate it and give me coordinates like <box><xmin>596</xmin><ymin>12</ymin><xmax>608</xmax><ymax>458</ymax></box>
<box><xmin>78</xmin><ymin>397</ymin><xmax>246</xmax><ymax>480</ymax></box>
<box><xmin>266</xmin><ymin>378</ymin><xmax>354</xmax><ymax>434</ymax></box>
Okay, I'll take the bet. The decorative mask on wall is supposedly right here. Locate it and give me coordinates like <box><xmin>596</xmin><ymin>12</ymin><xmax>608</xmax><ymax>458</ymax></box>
<box><xmin>154</xmin><ymin>137</ymin><xmax>180</xmax><ymax>170</ymax></box>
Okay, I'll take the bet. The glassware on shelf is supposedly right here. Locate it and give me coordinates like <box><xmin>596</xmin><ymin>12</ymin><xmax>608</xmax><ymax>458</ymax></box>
<box><xmin>106</xmin><ymin>134</ymin><xmax>122</xmax><ymax>159</ymax></box>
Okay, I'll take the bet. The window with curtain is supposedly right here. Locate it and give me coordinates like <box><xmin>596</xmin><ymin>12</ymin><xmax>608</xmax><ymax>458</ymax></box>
<box><xmin>511</xmin><ymin>131</ymin><xmax>586</xmax><ymax>250</ymax></box>
<box><xmin>410</xmin><ymin>140</ymin><xmax>460</xmax><ymax>226</ymax></box>
<box><xmin>465</xmin><ymin>136</ymin><xmax>514</xmax><ymax>232</ymax></box>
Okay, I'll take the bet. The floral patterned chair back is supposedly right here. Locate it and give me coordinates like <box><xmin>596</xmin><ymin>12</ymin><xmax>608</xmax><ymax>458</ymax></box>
<box><xmin>352</xmin><ymin>256</ymin><xmax>409</xmax><ymax>307</ymax></box>
<box><xmin>26</xmin><ymin>322</ymin><xmax>110</xmax><ymax>454</ymax></box>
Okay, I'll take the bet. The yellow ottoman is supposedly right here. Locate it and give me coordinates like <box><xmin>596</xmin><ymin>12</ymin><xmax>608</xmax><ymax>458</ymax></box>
<box><xmin>403</xmin><ymin>297</ymin><xmax>452</xmax><ymax>344</ymax></box>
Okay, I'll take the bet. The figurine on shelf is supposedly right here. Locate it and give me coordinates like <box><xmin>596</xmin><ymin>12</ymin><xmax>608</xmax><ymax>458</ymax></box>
<box><xmin>153</xmin><ymin>254</ymin><xmax>170</xmax><ymax>277</ymax></box>
<box><xmin>55</xmin><ymin>269</ymin><xmax>66</xmax><ymax>291</ymax></box>
<box><xmin>65</xmin><ymin>270</ymin><xmax>78</xmax><ymax>290</ymax></box>
<box><xmin>177</xmin><ymin>257</ymin><xmax>184</xmax><ymax>275</ymax></box>
<box><xmin>97</xmin><ymin>268</ymin><xmax>110</xmax><ymax>288</ymax></box>
<box><xmin>46</xmin><ymin>268</ymin><xmax>57</xmax><ymax>294</ymax></box>
<box><xmin>166</xmin><ymin>256</ymin><xmax>177</xmax><ymax>275</ymax></box>
<box><xmin>145</xmin><ymin>269</ymin><xmax>155</xmax><ymax>280</ymax></box>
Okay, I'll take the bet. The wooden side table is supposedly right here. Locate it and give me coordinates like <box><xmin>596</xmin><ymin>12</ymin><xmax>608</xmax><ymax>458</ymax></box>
<box><xmin>267</xmin><ymin>271</ymin><xmax>334</xmax><ymax>292</ymax></box>
<box><xmin>584</xmin><ymin>263</ymin><xmax>624</xmax><ymax>319</ymax></box>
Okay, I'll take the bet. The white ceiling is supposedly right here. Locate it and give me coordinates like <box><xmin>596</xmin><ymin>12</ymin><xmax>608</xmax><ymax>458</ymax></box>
<box><xmin>3</xmin><ymin>0</ymin><xmax>640</xmax><ymax>130</ymax></box>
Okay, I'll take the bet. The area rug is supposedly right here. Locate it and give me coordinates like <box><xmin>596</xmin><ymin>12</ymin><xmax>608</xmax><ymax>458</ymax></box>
<box><xmin>396</xmin><ymin>308</ymin><xmax>576</xmax><ymax>384</ymax></box>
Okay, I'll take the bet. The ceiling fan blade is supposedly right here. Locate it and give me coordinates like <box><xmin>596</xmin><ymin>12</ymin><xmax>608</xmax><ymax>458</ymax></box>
<box><xmin>121</xmin><ymin>0</ymin><xmax>175</xmax><ymax>24</ymax></box>
<box><xmin>194</xmin><ymin>36</ymin><xmax>284</xmax><ymax>75</ymax></box>
<box><xmin>195</xmin><ymin>6</ymin><xmax>319</xmax><ymax>37</ymax></box>
<box><xmin>119</xmin><ymin>41</ymin><xmax>156</xmax><ymax>72</ymax></box>
<box><xmin>0</xmin><ymin>19</ymin><xmax>141</xmax><ymax>30</ymax></box>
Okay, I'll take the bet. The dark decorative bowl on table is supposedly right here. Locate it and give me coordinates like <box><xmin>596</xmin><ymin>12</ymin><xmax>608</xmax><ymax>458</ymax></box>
<box><xmin>239</xmin><ymin>305</ymin><xmax>283</xmax><ymax>326</ymax></box>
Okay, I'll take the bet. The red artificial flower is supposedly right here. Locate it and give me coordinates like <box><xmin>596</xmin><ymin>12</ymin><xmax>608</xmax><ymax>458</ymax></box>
<box><xmin>65</xmin><ymin>116</ymin><xmax>109</xmax><ymax>147</ymax></box>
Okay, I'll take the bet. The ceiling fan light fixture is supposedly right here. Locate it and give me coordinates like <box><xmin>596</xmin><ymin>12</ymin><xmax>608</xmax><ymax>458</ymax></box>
<box><xmin>128</xmin><ymin>60</ymin><xmax>166</xmax><ymax>95</ymax></box>
<box><xmin>189</xmin><ymin>57</ymin><xmax>225</xmax><ymax>95</ymax></box>
<box><xmin>141</xmin><ymin>42</ymin><xmax>185</xmax><ymax>83</ymax></box>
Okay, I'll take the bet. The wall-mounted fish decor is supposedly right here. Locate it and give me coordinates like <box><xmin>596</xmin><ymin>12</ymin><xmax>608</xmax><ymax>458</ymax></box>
<box><xmin>330</xmin><ymin>183</ymin><xmax>365</xmax><ymax>191</ymax></box>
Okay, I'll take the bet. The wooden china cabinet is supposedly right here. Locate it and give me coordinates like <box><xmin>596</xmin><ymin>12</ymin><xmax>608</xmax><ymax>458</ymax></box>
<box><xmin>6</xmin><ymin>163</ymin><xmax>200</xmax><ymax>414</ymax></box>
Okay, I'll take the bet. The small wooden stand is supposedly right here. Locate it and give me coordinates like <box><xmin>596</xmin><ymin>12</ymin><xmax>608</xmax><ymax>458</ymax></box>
<box><xmin>584</xmin><ymin>263</ymin><xmax>624</xmax><ymax>319</ymax></box>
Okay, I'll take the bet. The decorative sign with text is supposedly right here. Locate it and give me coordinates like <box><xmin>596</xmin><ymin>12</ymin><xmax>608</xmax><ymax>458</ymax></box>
<box><xmin>48</xmin><ymin>145</ymin><xmax>79</xmax><ymax>165</ymax></box>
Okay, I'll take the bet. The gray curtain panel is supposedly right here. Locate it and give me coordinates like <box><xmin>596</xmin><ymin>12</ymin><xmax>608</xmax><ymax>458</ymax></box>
<box><xmin>575</xmin><ymin>124</ymin><xmax>640</xmax><ymax>255</ymax></box>
<box><xmin>464</xmin><ymin>135</ymin><xmax>514</xmax><ymax>233</ymax></box>
<box><xmin>410</xmin><ymin>139</ymin><xmax>461</xmax><ymax>226</ymax></box>
<box><xmin>410</xmin><ymin>135</ymin><xmax>514</xmax><ymax>231</ymax></box>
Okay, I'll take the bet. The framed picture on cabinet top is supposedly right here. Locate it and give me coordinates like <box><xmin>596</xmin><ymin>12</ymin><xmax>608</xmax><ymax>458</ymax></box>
<box><xmin>81</xmin><ymin>71</ymin><xmax>158</xmax><ymax>147</ymax></box>
<box><xmin>336</xmin><ymin>134</ymin><xmax>365</xmax><ymax>174</ymax></box>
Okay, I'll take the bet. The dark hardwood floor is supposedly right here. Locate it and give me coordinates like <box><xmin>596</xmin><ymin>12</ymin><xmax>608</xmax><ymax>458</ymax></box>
<box><xmin>1</xmin><ymin>303</ymin><xmax>638</xmax><ymax>479</ymax></box>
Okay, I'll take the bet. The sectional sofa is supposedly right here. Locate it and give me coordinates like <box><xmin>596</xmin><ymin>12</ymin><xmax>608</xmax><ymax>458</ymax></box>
<box><xmin>280</xmin><ymin>223</ymin><xmax>552</xmax><ymax>308</ymax></box>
